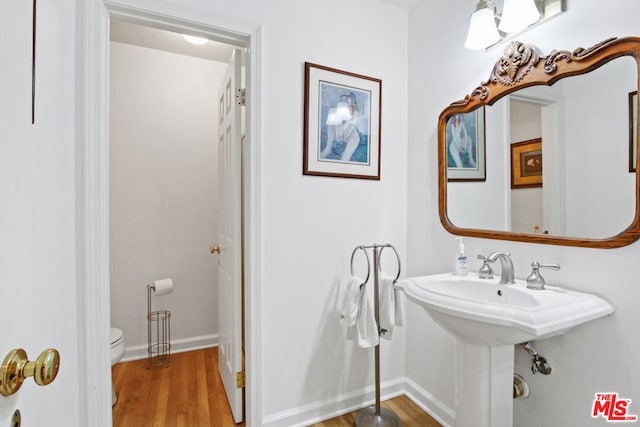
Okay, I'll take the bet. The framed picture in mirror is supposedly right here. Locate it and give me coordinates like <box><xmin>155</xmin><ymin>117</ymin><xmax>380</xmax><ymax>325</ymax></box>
<box><xmin>446</xmin><ymin>107</ymin><xmax>486</xmax><ymax>181</ymax></box>
<box><xmin>629</xmin><ymin>90</ymin><xmax>637</xmax><ymax>172</ymax></box>
<box><xmin>511</xmin><ymin>138</ymin><xmax>542</xmax><ymax>189</ymax></box>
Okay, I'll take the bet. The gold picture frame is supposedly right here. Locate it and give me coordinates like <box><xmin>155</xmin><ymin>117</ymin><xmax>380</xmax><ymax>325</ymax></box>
<box><xmin>510</xmin><ymin>138</ymin><xmax>542</xmax><ymax>189</ymax></box>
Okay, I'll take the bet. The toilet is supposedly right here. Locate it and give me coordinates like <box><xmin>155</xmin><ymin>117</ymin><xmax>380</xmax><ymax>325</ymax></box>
<box><xmin>110</xmin><ymin>327</ymin><xmax>126</xmax><ymax>406</ymax></box>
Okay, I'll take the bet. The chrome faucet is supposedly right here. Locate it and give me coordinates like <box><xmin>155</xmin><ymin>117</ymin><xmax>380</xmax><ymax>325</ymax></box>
<box><xmin>477</xmin><ymin>254</ymin><xmax>494</xmax><ymax>279</ymax></box>
<box><xmin>486</xmin><ymin>251</ymin><xmax>515</xmax><ymax>284</ymax></box>
<box><xmin>526</xmin><ymin>261</ymin><xmax>561</xmax><ymax>290</ymax></box>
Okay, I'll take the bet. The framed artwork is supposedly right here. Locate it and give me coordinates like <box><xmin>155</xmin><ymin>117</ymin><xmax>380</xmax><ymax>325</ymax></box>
<box><xmin>446</xmin><ymin>108</ymin><xmax>486</xmax><ymax>181</ymax></box>
<box><xmin>511</xmin><ymin>138</ymin><xmax>542</xmax><ymax>189</ymax></box>
<box><xmin>629</xmin><ymin>91</ymin><xmax>637</xmax><ymax>173</ymax></box>
<box><xmin>303</xmin><ymin>62</ymin><xmax>381</xmax><ymax>180</ymax></box>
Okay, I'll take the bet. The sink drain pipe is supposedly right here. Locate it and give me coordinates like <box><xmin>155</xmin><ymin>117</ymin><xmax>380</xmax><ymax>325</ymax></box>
<box><xmin>519</xmin><ymin>341</ymin><xmax>552</xmax><ymax>375</ymax></box>
<box><xmin>514</xmin><ymin>342</ymin><xmax>553</xmax><ymax>399</ymax></box>
<box><xmin>513</xmin><ymin>373</ymin><xmax>530</xmax><ymax>399</ymax></box>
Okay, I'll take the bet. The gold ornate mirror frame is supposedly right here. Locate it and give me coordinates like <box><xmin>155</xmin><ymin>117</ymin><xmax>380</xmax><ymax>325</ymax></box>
<box><xmin>438</xmin><ymin>37</ymin><xmax>640</xmax><ymax>248</ymax></box>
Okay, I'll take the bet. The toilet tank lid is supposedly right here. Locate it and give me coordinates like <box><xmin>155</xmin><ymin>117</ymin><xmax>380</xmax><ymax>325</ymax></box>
<box><xmin>110</xmin><ymin>327</ymin><xmax>124</xmax><ymax>345</ymax></box>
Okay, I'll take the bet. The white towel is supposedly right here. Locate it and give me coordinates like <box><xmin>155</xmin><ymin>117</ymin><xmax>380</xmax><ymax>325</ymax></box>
<box><xmin>394</xmin><ymin>283</ymin><xmax>405</xmax><ymax>327</ymax></box>
<box><xmin>339</xmin><ymin>276</ymin><xmax>363</xmax><ymax>327</ymax></box>
<box><xmin>338</xmin><ymin>276</ymin><xmax>378</xmax><ymax>348</ymax></box>
<box><xmin>357</xmin><ymin>287</ymin><xmax>379</xmax><ymax>348</ymax></box>
<box><xmin>379</xmin><ymin>273</ymin><xmax>406</xmax><ymax>337</ymax></box>
<box><xmin>379</xmin><ymin>272</ymin><xmax>396</xmax><ymax>339</ymax></box>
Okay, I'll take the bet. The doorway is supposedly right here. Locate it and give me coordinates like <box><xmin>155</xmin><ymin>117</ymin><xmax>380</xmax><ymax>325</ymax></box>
<box><xmin>509</xmin><ymin>98</ymin><xmax>544</xmax><ymax>234</ymax></box>
<box><xmin>508</xmin><ymin>92</ymin><xmax>565</xmax><ymax>236</ymax></box>
<box><xmin>81</xmin><ymin>4</ymin><xmax>262</xmax><ymax>424</ymax></box>
<box><xmin>108</xmin><ymin>16</ymin><xmax>246</xmax><ymax>424</ymax></box>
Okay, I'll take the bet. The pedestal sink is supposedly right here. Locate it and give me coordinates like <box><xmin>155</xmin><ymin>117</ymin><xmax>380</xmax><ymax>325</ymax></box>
<box><xmin>400</xmin><ymin>273</ymin><xmax>614</xmax><ymax>427</ymax></box>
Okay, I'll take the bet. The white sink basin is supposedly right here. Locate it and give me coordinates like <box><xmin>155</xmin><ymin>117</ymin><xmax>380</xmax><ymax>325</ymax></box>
<box><xmin>401</xmin><ymin>272</ymin><xmax>614</xmax><ymax>427</ymax></box>
<box><xmin>402</xmin><ymin>273</ymin><xmax>614</xmax><ymax>345</ymax></box>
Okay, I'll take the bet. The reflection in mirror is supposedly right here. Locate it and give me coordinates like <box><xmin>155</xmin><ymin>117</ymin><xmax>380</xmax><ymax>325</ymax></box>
<box><xmin>447</xmin><ymin>57</ymin><xmax>636</xmax><ymax>239</ymax></box>
<box><xmin>440</xmin><ymin>38</ymin><xmax>640</xmax><ymax>248</ymax></box>
<box><xmin>446</xmin><ymin>108</ymin><xmax>486</xmax><ymax>181</ymax></box>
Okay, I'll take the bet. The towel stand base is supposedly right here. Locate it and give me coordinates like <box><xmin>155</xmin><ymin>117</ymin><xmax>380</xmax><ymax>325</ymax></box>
<box><xmin>355</xmin><ymin>406</ymin><xmax>402</xmax><ymax>427</ymax></box>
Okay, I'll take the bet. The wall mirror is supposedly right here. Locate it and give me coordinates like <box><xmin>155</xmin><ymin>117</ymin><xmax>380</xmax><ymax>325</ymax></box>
<box><xmin>439</xmin><ymin>37</ymin><xmax>640</xmax><ymax>248</ymax></box>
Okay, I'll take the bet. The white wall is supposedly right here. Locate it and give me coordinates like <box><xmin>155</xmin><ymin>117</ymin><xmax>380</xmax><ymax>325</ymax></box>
<box><xmin>250</xmin><ymin>1</ymin><xmax>409</xmax><ymax>421</ymax></box>
<box><xmin>109</xmin><ymin>41</ymin><xmax>225</xmax><ymax>356</ymax></box>
<box><xmin>408</xmin><ymin>1</ymin><xmax>640</xmax><ymax>426</ymax></box>
<box><xmin>563</xmin><ymin>58</ymin><xmax>636</xmax><ymax>238</ymax></box>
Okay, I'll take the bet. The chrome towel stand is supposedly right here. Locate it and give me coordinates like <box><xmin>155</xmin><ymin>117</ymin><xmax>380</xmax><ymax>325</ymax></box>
<box><xmin>350</xmin><ymin>243</ymin><xmax>402</xmax><ymax>427</ymax></box>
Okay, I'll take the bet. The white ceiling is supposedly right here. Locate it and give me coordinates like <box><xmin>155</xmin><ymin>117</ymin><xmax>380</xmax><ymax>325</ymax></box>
<box><xmin>110</xmin><ymin>18</ymin><xmax>237</xmax><ymax>63</ymax></box>
<box><xmin>110</xmin><ymin>0</ymin><xmax>423</xmax><ymax>61</ymax></box>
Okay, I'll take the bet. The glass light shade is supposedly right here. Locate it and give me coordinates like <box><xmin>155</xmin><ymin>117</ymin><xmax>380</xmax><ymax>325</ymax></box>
<box><xmin>335</xmin><ymin>102</ymin><xmax>352</xmax><ymax>121</ymax></box>
<box><xmin>464</xmin><ymin>7</ymin><xmax>501</xmax><ymax>50</ymax></box>
<box><xmin>182</xmin><ymin>34</ymin><xmax>208</xmax><ymax>45</ymax></box>
<box><xmin>498</xmin><ymin>0</ymin><xmax>541</xmax><ymax>33</ymax></box>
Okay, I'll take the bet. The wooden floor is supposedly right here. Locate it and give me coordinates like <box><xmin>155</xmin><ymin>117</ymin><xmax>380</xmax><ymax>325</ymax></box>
<box><xmin>112</xmin><ymin>347</ymin><xmax>242</xmax><ymax>427</ymax></box>
<box><xmin>113</xmin><ymin>348</ymin><xmax>440</xmax><ymax>427</ymax></box>
<box><xmin>310</xmin><ymin>395</ymin><xmax>441</xmax><ymax>427</ymax></box>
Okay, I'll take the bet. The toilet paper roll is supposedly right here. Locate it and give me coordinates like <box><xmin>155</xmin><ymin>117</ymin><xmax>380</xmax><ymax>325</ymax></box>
<box><xmin>153</xmin><ymin>278</ymin><xmax>174</xmax><ymax>296</ymax></box>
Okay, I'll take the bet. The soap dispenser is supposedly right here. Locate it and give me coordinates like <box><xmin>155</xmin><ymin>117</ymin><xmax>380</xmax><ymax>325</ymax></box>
<box><xmin>454</xmin><ymin>237</ymin><xmax>468</xmax><ymax>276</ymax></box>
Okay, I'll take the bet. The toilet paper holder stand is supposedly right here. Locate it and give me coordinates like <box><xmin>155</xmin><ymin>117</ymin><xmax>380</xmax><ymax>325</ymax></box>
<box><xmin>147</xmin><ymin>283</ymin><xmax>171</xmax><ymax>368</ymax></box>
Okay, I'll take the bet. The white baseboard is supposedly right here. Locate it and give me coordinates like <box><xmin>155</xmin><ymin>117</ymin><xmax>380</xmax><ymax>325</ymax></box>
<box><xmin>261</xmin><ymin>377</ymin><xmax>455</xmax><ymax>427</ymax></box>
<box><xmin>121</xmin><ymin>333</ymin><xmax>220</xmax><ymax>362</ymax></box>
<box><xmin>261</xmin><ymin>378</ymin><xmax>405</xmax><ymax>427</ymax></box>
<box><xmin>404</xmin><ymin>377</ymin><xmax>455</xmax><ymax>427</ymax></box>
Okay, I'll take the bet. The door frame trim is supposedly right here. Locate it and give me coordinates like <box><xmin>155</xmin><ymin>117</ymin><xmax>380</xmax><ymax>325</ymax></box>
<box><xmin>78</xmin><ymin>1</ymin><xmax>263</xmax><ymax>425</ymax></box>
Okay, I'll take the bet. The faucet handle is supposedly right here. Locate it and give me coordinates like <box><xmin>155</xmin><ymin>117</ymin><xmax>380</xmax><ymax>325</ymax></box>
<box><xmin>477</xmin><ymin>254</ymin><xmax>494</xmax><ymax>279</ymax></box>
<box><xmin>526</xmin><ymin>261</ymin><xmax>561</xmax><ymax>290</ymax></box>
<box><xmin>538</xmin><ymin>262</ymin><xmax>561</xmax><ymax>271</ymax></box>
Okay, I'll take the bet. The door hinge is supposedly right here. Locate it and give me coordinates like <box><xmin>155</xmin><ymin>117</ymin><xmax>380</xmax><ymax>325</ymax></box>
<box><xmin>236</xmin><ymin>370</ymin><xmax>245</xmax><ymax>388</ymax></box>
<box><xmin>236</xmin><ymin>88</ymin><xmax>246</xmax><ymax>106</ymax></box>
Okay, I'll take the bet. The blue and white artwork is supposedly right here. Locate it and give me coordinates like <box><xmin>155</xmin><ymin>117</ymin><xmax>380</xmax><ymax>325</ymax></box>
<box><xmin>447</xmin><ymin>111</ymin><xmax>479</xmax><ymax>170</ymax></box>
<box><xmin>318</xmin><ymin>82</ymin><xmax>371</xmax><ymax>165</ymax></box>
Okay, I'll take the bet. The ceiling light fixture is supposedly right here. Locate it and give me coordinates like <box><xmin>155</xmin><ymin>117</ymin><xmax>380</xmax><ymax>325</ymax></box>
<box><xmin>464</xmin><ymin>0</ymin><xmax>566</xmax><ymax>51</ymax></box>
<box><xmin>499</xmin><ymin>0</ymin><xmax>541</xmax><ymax>33</ymax></box>
<box><xmin>464</xmin><ymin>0</ymin><xmax>500</xmax><ymax>50</ymax></box>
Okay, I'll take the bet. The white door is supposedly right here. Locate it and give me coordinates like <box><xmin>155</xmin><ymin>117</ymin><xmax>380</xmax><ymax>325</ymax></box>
<box><xmin>0</xmin><ymin>1</ymin><xmax>73</xmax><ymax>425</ymax></box>
<box><xmin>216</xmin><ymin>48</ymin><xmax>244</xmax><ymax>423</ymax></box>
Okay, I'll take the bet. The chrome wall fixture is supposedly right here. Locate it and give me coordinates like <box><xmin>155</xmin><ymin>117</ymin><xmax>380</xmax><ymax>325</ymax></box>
<box><xmin>520</xmin><ymin>341</ymin><xmax>552</xmax><ymax>375</ymax></box>
<box><xmin>465</xmin><ymin>0</ymin><xmax>566</xmax><ymax>50</ymax></box>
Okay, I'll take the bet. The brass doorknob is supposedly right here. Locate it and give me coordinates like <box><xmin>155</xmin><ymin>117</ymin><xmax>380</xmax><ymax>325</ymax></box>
<box><xmin>0</xmin><ymin>348</ymin><xmax>60</xmax><ymax>396</ymax></box>
<box><xmin>210</xmin><ymin>244</ymin><xmax>221</xmax><ymax>254</ymax></box>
